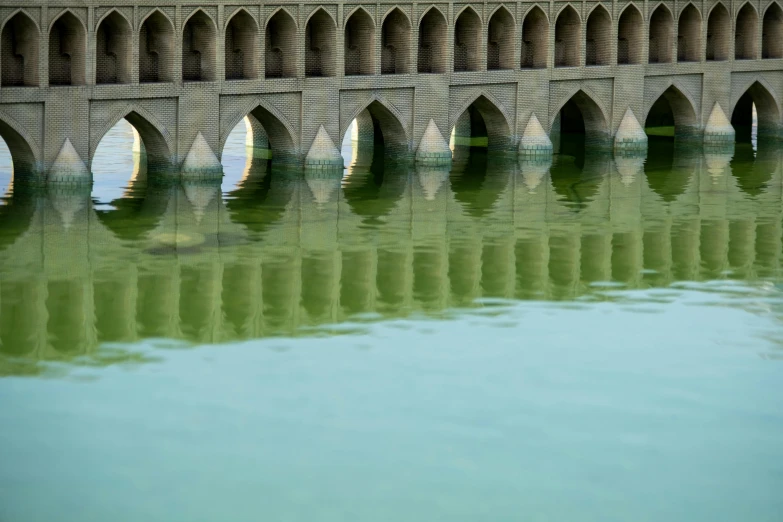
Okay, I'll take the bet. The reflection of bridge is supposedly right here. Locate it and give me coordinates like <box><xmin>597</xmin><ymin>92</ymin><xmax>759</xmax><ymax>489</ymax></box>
<box><xmin>2</xmin><ymin>2</ymin><xmax>783</xmax><ymax>179</ymax></box>
<box><xmin>0</xmin><ymin>146</ymin><xmax>781</xmax><ymax>371</ymax></box>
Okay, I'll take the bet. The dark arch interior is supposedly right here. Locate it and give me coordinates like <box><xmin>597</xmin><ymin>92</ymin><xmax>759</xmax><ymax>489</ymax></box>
<box><xmin>1</xmin><ymin>12</ymin><xmax>40</xmax><ymax>87</ymax></box>
<box><xmin>731</xmin><ymin>92</ymin><xmax>755</xmax><ymax>143</ymax></box>
<box><xmin>182</xmin><ymin>11</ymin><xmax>217</xmax><ymax>82</ymax></box>
<box><xmin>643</xmin><ymin>139</ymin><xmax>694</xmax><ymax>201</ymax></box>
<box><xmin>731</xmin><ymin>141</ymin><xmax>776</xmax><ymax>196</ymax></box>
<box><xmin>382</xmin><ymin>9</ymin><xmax>411</xmax><ymax>74</ymax></box>
<box><xmin>139</xmin><ymin>11</ymin><xmax>174</xmax><ymax>83</ymax></box>
<box><xmin>96</xmin><ymin>12</ymin><xmax>132</xmax><ymax>84</ymax></box>
<box><xmin>418</xmin><ymin>8</ymin><xmax>447</xmax><ymax>73</ymax></box>
<box><xmin>554</xmin><ymin>99</ymin><xmax>586</xmax><ymax>161</ymax></box>
<box><xmin>225</xmin><ymin>10</ymin><xmax>258</xmax><ymax>80</ymax></box>
<box><xmin>644</xmin><ymin>87</ymin><xmax>697</xmax><ymax>140</ymax></box>
<box><xmin>645</xmin><ymin>97</ymin><xmax>675</xmax><ymax>139</ymax></box>
<box><xmin>305</xmin><ymin>9</ymin><xmax>336</xmax><ymax>77</ymax></box>
<box><xmin>49</xmin><ymin>12</ymin><xmax>86</xmax><ymax>85</ymax></box>
<box><xmin>343</xmin><ymin>101</ymin><xmax>408</xmax><ymax>165</ymax></box>
<box><xmin>344</xmin><ymin>9</ymin><xmax>375</xmax><ymax>75</ymax></box>
<box><xmin>266</xmin><ymin>10</ymin><xmax>297</xmax><ymax>78</ymax></box>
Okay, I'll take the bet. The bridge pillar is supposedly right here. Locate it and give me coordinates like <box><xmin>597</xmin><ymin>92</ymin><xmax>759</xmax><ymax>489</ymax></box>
<box><xmin>44</xmin><ymin>89</ymin><xmax>90</xmax><ymax>182</ymax></box>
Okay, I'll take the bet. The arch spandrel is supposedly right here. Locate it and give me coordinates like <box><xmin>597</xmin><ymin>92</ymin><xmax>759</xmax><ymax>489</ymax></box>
<box><xmin>266</xmin><ymin>7</ymin><xmax>298</xmax><ymax>28</ymax></box>
<box><xmin>226</xmin><ymin>6</ymin><xmax>259</xmax><ymax>29</ymax></box>
<box><xmin>643</xmin><ymin>77</ymin><xmax>701</xmax><ymax>122</ymax></box>
<box><xmin>2</xmin><ymin>8</ymin><xmax>41</xmax><ymax>32</ymax></box>
<box><xmin>47</xmin><ymin>7</ymin><xmax>87</xmax><ymax>32</ymax></box>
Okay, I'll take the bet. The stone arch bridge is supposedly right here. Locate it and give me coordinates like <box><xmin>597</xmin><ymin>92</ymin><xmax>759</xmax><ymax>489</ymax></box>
<box><xmin>2</xmin><ymin>0</ymin><xmax>783</xmax><ymax>181</ymax></box>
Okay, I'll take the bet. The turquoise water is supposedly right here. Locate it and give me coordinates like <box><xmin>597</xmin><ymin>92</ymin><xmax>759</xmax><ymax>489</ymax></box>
<box><xmin>0</xmin><ymin>122</ymin><xmax>781</xmax><ymax>521</ymax></box>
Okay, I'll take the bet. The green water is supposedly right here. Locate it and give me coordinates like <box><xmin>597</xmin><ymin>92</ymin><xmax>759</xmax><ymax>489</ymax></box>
<box><xmin>0</xmin><ymin>127</ymin><xmax>782</xmax><ymax>521</ymax></box>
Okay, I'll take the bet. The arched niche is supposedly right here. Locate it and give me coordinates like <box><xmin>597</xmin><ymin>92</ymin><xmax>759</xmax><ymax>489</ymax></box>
<box><xmin>96</xmin><ymin>11</ymin><xmax>132</xmax><ymax>84</ymax></box>
<box><xmin>454</xmin><ymin>8</ymin><xmax>482</xmax><ymax>71</ymax></box>
<box><xmin>555</xmin><ymin>6</ymin><xmax>581</xmax><ymax>67</ymax></box>
<box><xmin>487</xmin><ymin>7</ymin><xmax>514</xmax><ymax>70</ymax></box>
<box><xmin>382</xmin><ymin>8</ymin><xmax>411</xmax><ymax>74</ymax></box>
<box><xmin>677</xmin><ymin>4</ymin><xmax>701</xmax><ymax>62</ymax></box>
<box><xmin>649</xmin><ymin>5</ymin><xmax>674</xmax><ymax>63</ymax></box>
<box><xmin>617</xmin><ymin>5</ymin><xmax>643</xmax><ymax>64</ymax></box>
<box><xmin>139</xmin><ymin>11</ymin><xmax>174</xmax><ymax>83</ymax></box>
<box><xmin>706</xmin><ymin>4</ymin><xmax>730</xmax><ymax>61</ymax></box>
<box><xmin>182</xmin><ymin>10</ymin><xmax>217</xmax><ymax>81</ymax></box>
<box><xmin>225</xmin><ymin>10</ymin><xmax>259</xmax><ymax>80</ymax></box>
<box><xmin>736</xmin><ymin>3</ymin><xmax>759</xmax><ymax>60</ymax></box>
<box><xmin>266</xmin><ymin>10</ymin><xmax>297</xmax><ymax>78</ymax></box>
<box><xmin>49</xmin><ymin>11</ymin><xmax>86</xmax><ymax>85</ymax></box>
<box><xmin>345</xmin><ymin>8</ymin><xmax>375</xmax><ymax>75</ymax></box>
<box><xmin>306</xmin><ymin>9</ymin><xmax>336</xmax><ymax>77</ymax></box>
<box><xmin>1</xmin><ymin>12</ymin><xmax>39</xmax><ymax>86</ymax></box>
<box><xmin>521</xmin><ymin>6</ymin><xmax>548</xmax><ymax>68</ymax></box>
<box><xmin>418</xmin><ymin>8</ymin><xmax>447</xmax><ymax>73</ymax></box>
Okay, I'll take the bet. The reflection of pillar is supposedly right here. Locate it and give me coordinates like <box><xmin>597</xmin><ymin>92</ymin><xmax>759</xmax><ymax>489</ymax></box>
<box><xmin>642</xmin><ymin>220</ymin><xmax>673</xmax><ymax>286</ymax></box>
<box><xmin>609</xmin><ymin>166</ymin><xmax>643</xmax><ymax>286</ymax></box>
<box><xmin>414</xmin><ymin>244</ymin><xmax>449</xmax><ymax>309</ymax></box>
<box><xmin>179</xmin><ymin>262</ymin><xmax>223</xmax><ymax>343</ymax></box>
<box><xmin>515</xmin><ymin>234</ymin><xmax>550</xmax><ymax>299</ymax></box>
<box><xmin>222</xmin><ymin>261</ymin><xmax>263</xmax><ymax>339</ymax></box>
<box><xmin>377</xmin><ymin>248</ymin><xmax>413</xmax><ymax>312</ymax></box>
<box><xmin>700</xmin><ymin>219</ymin><xmax>729</xmax><ymax>278</ymax></box>
<box><xmin>262</xmin><ymin>249</ymin><xmax>301</xmax><ymax>333</ymax></box>
<box><xmin>0</xmin><ymin>279</ymin><xmax>48</xmax><ymax>357</ymax></box>
<box><xmin>548</xmin><ymin>227</ymin><xmax>580</xmax><ymax>298</ymax></box>
<box><xmin>580</xmin><ymin>233</ymin><xmax>612</xmax><ymax>283</ymax></box>
<box><xmin>755</xmin><ymin>219</ymin><xmax>782</xmax><ymax>278</ymax></box>
<box><xmin>449</xmin><ymin>238</ymin><xmax>482</xmax><ymax>305</ymax></box>
<box><xmin>481</xmin><ymin>238</ymin><xmax>515</xmax><ymax>298</ymax></box>
<box><xmin>46</xmin><ymin>278</ymin><xmax>96</xmax><ymax>356</ymax></box>
<box><xmin>671</xmin><ymin>218</ymin><xmax>701</xmax><ymax>280</ymax></box>
<box><xmin>340</xmin><ymin>249</ymin><xmax>377</xmax><ymax>315</ymax></box>
<box><xmin>301</xmin><ymin>250</ymin><xmax>341</xmax><ymax>323</ymax></box>
<box><xmin>611</xmin><ymin>231</ymin><xmax>643</xmax><ymax>284</ymax></box>
<box><xmin>94</xmin><ymin>266</ymin><xmax>138</xmax><ymax>342</ymax></box>
<box><xmin>727</xmin><ymin>220</ymin><xmax>756</xmax><ymax>279</ymax></box>
<box><xmin>137</xmin><ymin>266</ymin><xmax>180</xmax><ymax>338</ymax></box>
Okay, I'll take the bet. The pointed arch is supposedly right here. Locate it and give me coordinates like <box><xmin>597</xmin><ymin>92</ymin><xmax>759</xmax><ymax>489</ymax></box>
<box><xmin>266</xmin><ymin>8</ymin><xmax>297</xmax><ymax>78</ymax></box>
<box><xmin>454</xmin><ymin>6</ymin><xmax>482</xmax><ymax>71</ymax></box>
<box><xmin>731</xmin><ymin>79</ymin><xmax>781</xmax><ymax>139</ymax></box>
<box><xmin>220</xmin><ymin>98</ymin><xmax>299</xmax><ymax>164</ymax></box>
<box><xmin>552</xmin><ymin>88</ymin><xmax>610</xmax><ymax>147</ymax></box>
<box><xmin>49</xmin><ymin>10</ymin><xmax>86</xmax><ymax>85</ymax></box>
<box><xmin>521</xmin><ymin>5</ymin><xmax>548</xmax><ymax>68</ymax></box>
<box><xmin>342</xmin><ymin>97</ymin><xmax>410</xmax><ymax>158</ymax></box>
<box><xmin>225</xmin><ymin>8</ymin><xmax>259</xmax><ymax>80</ymax></box>
<box><xmin>736</xmin><ymin>2</ymin><xmax>759</xmax><ymax>59</ymax></box>
<box><xmin>139</xmin><ymin>9</ymin><xmax>174</xmax><ymax>83</ymax></box>
<box><xmin>763</xmin><ymin>2</ymin><xmax>783</xmax><ymax>58</ymax></box>
<box><xmin>306</xmin><ymin>8</ymin><xmax>337</xmax><ymax>76</ymax></box>
<box><xmin>706</xmin><ymin>2</ymin><xmax>730</xmax><ymax>60</ymax></box>
<box><xmin>1</xmin><ymin>10</ymin><xmax>39</xmax><ymax>86</ymax></box>
<box><xmin>555</xmin><ymin>4</ymin><xmax>581</xmax><ymax>66</ymax></box>
<box><xmin>382</xmin><ymin>7</ymin><xmax>411</xmax><ymax>74</ymax></box>
<box><xmin>182</xmin><ymin>9</ymin><xmax>217</xmax><ymax>81</ymax></box>
<box><xmin>586</xmin><ymin>5</ymin><xmax>611</xmax><ymax>65</ymax></box>
<box><xmin>418</xmin><ymin>6</ymin><xmax>447</xmax><ymax>73</ymax></box>
<box><xmin>451</xmin><ymin>92</ymin><xmax>513</xmax><ymax>151</ymax></box>
<box><xmin>487</xmin><ymin>6</ymin><xmax>515</xmax><ymax>70</ymax></box>
<box><xmin>95</xmin><ymin>10</ymin><xmax>132</xmax><ymax>84</ymax></box>
<box><xmin>345</xmin><ymin>7</ymin><xmax>375</xmax><ymax>75</ymax></box>
<box><xmin>90</xmin><ymin>104</ymin><xmax>174</xmax><ymax>171</ymax></box>
<box><xmin>649</xmin><ymin>3</ymin><xmax>674</xmax><ymax>63</ymax></box>
<box><xmin>643</xmin><ymin>83</ymin><xmax>699</xmax><ymax>138</ymax></box>
<box><xmin>677</xmin><ymin>3</ymin><xmax>701</xmax><ymax>62</ymax></box>
<box><xmin>0</xmin><ymin>111</ymin><xmax>40</xmax><ymax>176</ymax></box>
<box><xmin>618</xmin><ymin>4</ymin><xmax>643</xmax><ymax>64</ymax></box>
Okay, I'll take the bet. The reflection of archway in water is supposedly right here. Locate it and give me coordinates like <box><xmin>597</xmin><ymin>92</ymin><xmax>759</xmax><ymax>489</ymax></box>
<box><xmin>342</xmin><ymin>161</ymin><xmax>408</xmax><ymax>222</ymax></box>
<box><xmin>223</xmin><ymin>163</ymin><xmax>294</xmax><ymax>235</ymax></box>
<box><xmin>549</xmin><ymin>152</ymin><xmax>606</xmax><ymax>210</ymax></box>
<box><xmin>449</xmin><ymin>153</ymin><xmax>512</xmax><ymax>218</ymax></box>
<box><xmin>731</xmin><ymin>138</ymin><xmax>775</xmax><ymax>197</ymax></box>
<box><xmin>0</xmin><ymin>137</ymin><xmax>36</xmax><ymax>252</ymax></box>
<box><xmin>0</xmin><ymin>135</ymin><xmax>13</xmax><ymax>202</ymax></box>
<box><xmin>644</xmin><ymin>139</ymin><xmax>695</xmax><ymax>201</ymax></box>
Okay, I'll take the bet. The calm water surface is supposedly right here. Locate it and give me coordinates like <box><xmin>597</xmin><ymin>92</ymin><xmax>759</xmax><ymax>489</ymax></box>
<box><xmin>0</xmin><ymin>123</ymin><xmax>782</xmax><ymax>521</ymax></box>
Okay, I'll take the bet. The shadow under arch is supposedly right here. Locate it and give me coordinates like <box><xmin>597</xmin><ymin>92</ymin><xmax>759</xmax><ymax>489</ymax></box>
<box><xmin>644</xmin><ymin>84</ymin><xmax>699</xmax><ymax>140</ymax></box>
<box><xmin>731</xmin><ymin>80</ymin><xmax>781</xmax><ymax>142</ymax></box>
<box><xmin>451</xmin><ymin>93</ymin><xmax>512</xmax><ymax>155</ymax></box>
<box><xmin>552</xmin><ymin>89</ymin><xmax>611</xmax><ymax>154</ymax></box>
<box><xmin>221</xmin><ymin>100</ymin><xmax>299</xmax><ymax>165</ymax></box>
<box><xmin>342</xmin><ymin>98</ymin><xmax>410</xmax><ymax>163</ymax></box>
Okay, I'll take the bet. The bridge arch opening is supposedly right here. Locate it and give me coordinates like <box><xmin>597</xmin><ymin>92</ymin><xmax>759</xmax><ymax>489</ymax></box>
<box><xmin>644</xmin><ymin>85</ymin><xmax>698</xmax><ymax>140</ymax></box>
<box><xmin>345</xmin><ymin>8</ymin><xmax>375</xmax><ymax>75</ymax></box>
<box><xmin>342</xmin><ymin>101</ymin><xmax>409</xmax><ymax>167</ymax></box>
<box><xmin>140</xmin><ymin>11</ymin><xmax>174</xmax><ymax>83</ymax></box>
<box><xmin>555</xmin><ymin>6</ymin><xmax>581</xmax><ymax>67</ymax></box>
<box><xmin>266</xmin><ymin>9</ymin><xmax>297</xmax><ymax>78</ymax></box>
<box><xmin>225</xmin><ymin>9</ymin><xmax>258</xmax><ymax>80</ymax></box>
<box><xmin>450</xmin><ymin>95</ymin><xmax>511</xmax><ymax>161</ymax></box>
<box><xmin>418</xmin><ymin>7</ymin><xmax>447</xmax><ymax>73</ymax></box>
<box><xmin>382</xmin><ymin>8</ymin><xmax>411</xmax><ymax>74</ymax></box>
<box><xmin>736</xmin><ymin>3</ymin><xmax>759</xmax><ymax>60</ymax></box>
<box><xmin>182</xmin><ymin>10</ymin><xmax>217</xmax><ymax>82</ymax></box>
<box><xmin>763</xmin><ymin>3</ymin><xmax>783</xmax><ymax>58</ymax></box>
<box><xmin>706</xmin><ymin>3</ymin><xmax>730</xmax><ymax>60</ymax></box>
<box><xmin>0</xmin><ymin>116</ymin><xmax>38</xmax><ymax>178</ymax></box>
<box><xmin>551</xmin><ymin>90</ymin><xmax>609</xmax><ymax>157</ymax></box>
<box><xmin>96</xmin><ymin>11</ymin><xmax>132</xmax><ymax>84</ymax></box>
<box><xmin>617</xmin><ymin>5</ymin><xmax>643</xmax><ymax>64</ymax></box>
<box><xmin>677</xmin><ymin>4</ymin><xmax>701</xmax><ymax>62</ymax></box>
<box><xmin>223</xmin><ymin>105</ymin><xmax>298</xmax><ymax>168</ymax></box>
<box><xmin>732</xmin><ymin>82</ymin><xmax>779</xmax><ymax>142</ymax></box>
<box><xmin>586</xmin><ymin>6</ymin><xmax>611</xmax><ymax>65</ymax></box>
<box><xmin>454</xmin><ymin>7</ymin><xmax>482</xmax><ymax>71</ymax></box>
<box><xmin>1</xmin><ymin>12</ymin><xmax>39</xmax><ymax>86</ymax></box>
<box><xmin>521</xmin><ymin>6</ymin><xmax>548</xmax><ymax>68</ymax></box>
<box><xmin>487</xmin><ymin>7</ymin><xmax>514</xmax><ymax>70</ymax></box>
<box><xmin>649</xmin><ymin>5</ymin><xmax>674</xmax><ymax>63</ymax></box>
<box><xmin>306</xmin><ymin>9</ymin><xmax>336</xmax><ymax>77</ymax></box>
<box><xmin>49</xmin><ymin>11</ymin><xmax>86</xmax><ymax>85</ymax></box>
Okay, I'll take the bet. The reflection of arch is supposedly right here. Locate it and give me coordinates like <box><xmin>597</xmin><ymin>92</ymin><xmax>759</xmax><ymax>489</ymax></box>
<box><xmin>487</xmin><ymin>6</ymin><xmax>515</xmax><ymax>70</ymax></box>
<box><xmin>95</xmin><ymin>10</ymin><xmax>132</xmax><ymax>84</ymax></box>
<box><xmin>305</xmin><ymin>8</ymin><xmax>337</xmax><ymax>76</ymax></box>
<box><xmin>521</xmin><ymin>6</ymin><xmax>548</xmax><ymax>68</ymax></box>
<box><xmin>266</xmin><ymin>8</ymin><xmax>297</xmax><ymax>78</ymax></box>
<box><xmin>341</xmin><ymin>97</ymin><xmax>410</xmax><ymax>157</ymax></box>
<box><xmin>677</xmin><ymin>3</ymin><xmax>701</xmax><ymax>62</ymax></box>
<box><xmin>555</xmin><ymin>5</ymin><xmax>581</xmax><ymax>66</ymax></box>
<box><xmin>644</xmin><ymin>83</ymin><xmax>699</xmax><ymax>138</ymax></box>
<box><xmin>731</xmin><ymin>80</ymin><xmax>781</xmax><ymax>139</ymax></box>
<box><xmin>706</xmin><ymin>3</ymin><xmax>730</xmax><ymax>60</ymax></box>
<box><xmin>1</xmin><ymin>10</ymin><xmax>40</xmax><ymax>86</ymax></box>
<box><xmin>345</xmin><ymin>7</ymin><xmax>375</xmax><ymax>75</ymax></box>
<box><xmin>0</xmin><ymin>111</ymin><xmax>41</xmax><ymax>175</ymax></box>
<box><xmin>617</xmin><ymin>4</ymin><xmax>643</xmax><ymax>64</ymax></box>
<box><xmin>182</xmin><ymin>9</ymin><xmax>217</xmax><ymax>81</ymax></box>
<box><xmin>91</xmin><ymin>105</ymin><xmax>174</xmax><ymax>171</ymax></box>
<box><xmin>225</xmin><ymin>8</ymin><xmax>259</xmax><ymax>80</ymax></box>
<box><xmin>586</xmin><ymin>5</ymin><xmax>611</xmax><ymax>65</ymax></box>
<box><xmin>736</xmin><ymin>3</ymin><xmax>759</xmax><ymax>59</ymax></box>
<box><xmin>454</xmin><ymin>6</ymin><xmax>482</xmax><ymax>71</ymax></box>
<box><xmin>763</xmin><ymin>2</ymin><xmax>783</xmax><ymax>58</ymax></box>
<box><xmin>552</xmin><ymin>89</ymin><xmax>610</xmax><ymax>146</ymax></box>
<box><xmin>452</xmin><ymin>92</ymin><xmax>512</xmax><ymax>151</ymax></box>
<box><xmin>139</xmin><ymin>9</ymin><xmax>174</xmax><ymax>83</ymax></box>
<box><xmin>220</xmin><ymin>98</ymin><xmax>299</xmax><ymax>163</ymax></box>
<box><xmin>49</xmin><ymin>10</ymin><xmax>86</xmax><ymax>85</ymax></box>
<box><xmin>649</xmin><ymin>3</ymin><xmax>674</xmax><ymax>63</ymax></box>
<box><xmin>382</xmin><ymin>8</ymin><xmax>411</xmax><ymax>74</ymax></box>
<box><xmin>418</xmin><ymin>6</ymin><xmax>447</xmax><ymax>73</ymax></box>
